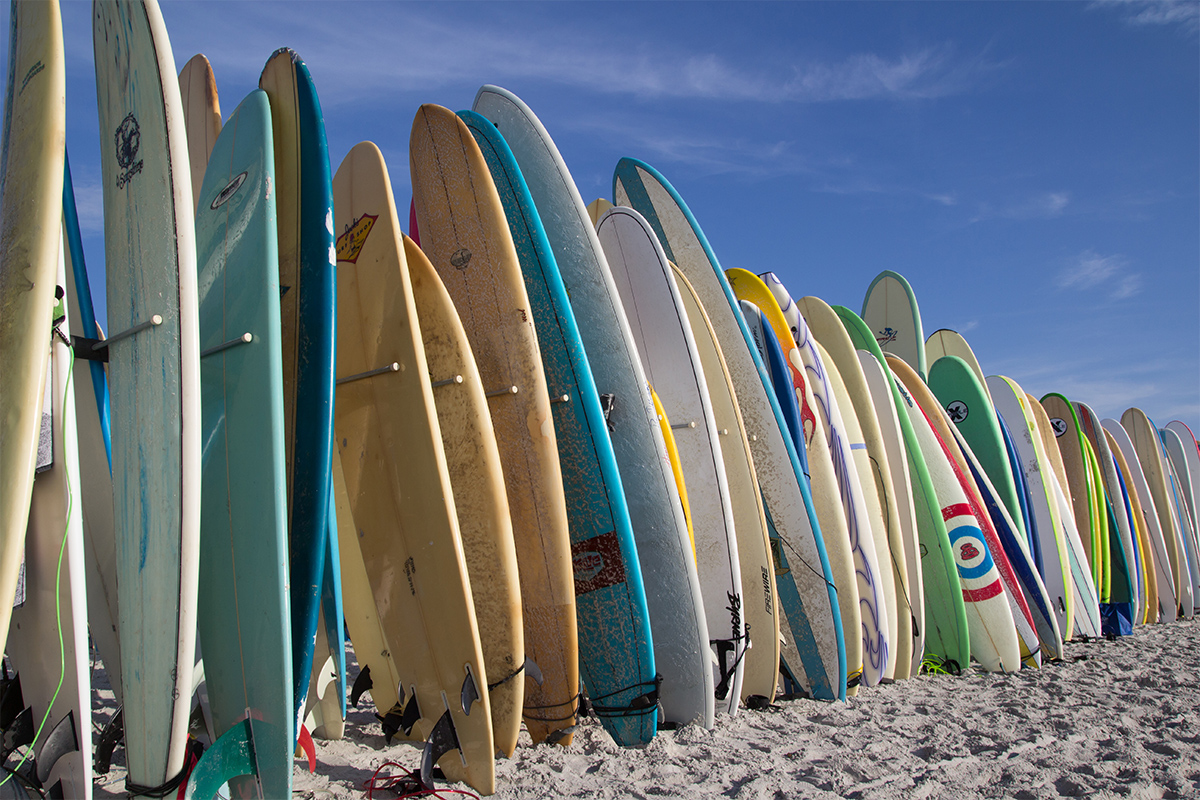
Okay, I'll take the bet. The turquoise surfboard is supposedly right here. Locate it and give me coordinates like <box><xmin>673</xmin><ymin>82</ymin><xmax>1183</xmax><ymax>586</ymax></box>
<box><xmin>459</xmin><ymin>109</ymin><xmax>656</xmax><ymax>745</ymax></box>
<box><xmin>188</xmin><ymin>89</ymin><xmax>292</xmax><ymax>800</ymax></box>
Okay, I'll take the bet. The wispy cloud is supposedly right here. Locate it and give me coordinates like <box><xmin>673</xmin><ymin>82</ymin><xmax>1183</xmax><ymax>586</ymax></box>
<box><xmin>1056</xmin><ymin>250</ymin><xmax>1143</xmax><ymax>299</ymax></box>
<box><xmin>157</xmin><ymin>4</ymin><xmax>998</xmax><ymax>108</ymax></box>
<box><xmin>1092</xmin><ymin>0</ymin><xmax>1200</xmax><ymax>34</ymax></box>
<box><xmin>970</xmin><ymin>192</ymin><xmax>1071</xmax><ymax>222</ymax></box>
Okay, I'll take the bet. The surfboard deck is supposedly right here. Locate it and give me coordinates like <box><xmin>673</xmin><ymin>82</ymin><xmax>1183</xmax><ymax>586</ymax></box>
<box><xmin>94</xmin><ymin>0</ymin><xmax>201</xmax><ymax>787</ymax></box>
<box><xmin>862</xmin><ymin>271</ymin><xmax>926</xmax><ymax>379</ymax></box>
<box><xmin>458</xmin><ymin>109</ymin><xmax>656</xmax><ymax>745</ymax></box>
<box><xmin>410</xmin><ymin>104</ymin><xmax>578</xmax><ymax>743</ymax></box>
<box><xmin>177</xmin><ymin>53</ymin><xmax>221</xmax><ymax>214</ymax></box>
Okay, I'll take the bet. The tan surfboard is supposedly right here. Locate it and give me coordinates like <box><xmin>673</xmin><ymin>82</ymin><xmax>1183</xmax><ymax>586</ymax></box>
<box><xmin>178</xmin><ymin>53</ymin><xmax>221</xmax><ymax>213</ymax></box>
<box><xmin>797</xmin><ymin>295</ymin><xmax>916</xmax><ymax>680</ymax></box>
<box><xmin>405</xmin><ymin>233</ymin><xmax>525</xmax><ymax>757</ymax></box>
<box><xmin>0</xmin><ymin>0</ymin><xmax>66</xmax><ymax>653</ymax></box>
<box><xmin>332</xmin><ymin>140</ymin><xmax>493</xmax><ymax>794</ymax></box>
<box><xmin>410</xmin><ymin>105</ymin><xmax>577</xmax><ymax>745</ymax></box>
<box><xmin>671</xmin><ymin>265</ymin><xmax>780</xmax><ymax>703</ymax></box>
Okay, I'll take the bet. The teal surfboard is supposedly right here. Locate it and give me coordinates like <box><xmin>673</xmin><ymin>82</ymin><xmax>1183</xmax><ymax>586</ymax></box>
<box><xmin>187</xmin><ymin>89</ymin><xmax>291</xmax><ymax>800</ymax></box>
<box><xmin>614</xmin><ymin>157</ymin><xmax>846</xmax><ymax>702</ymax></box>
<box><xmin>474</xmin><ymin>88</ymin><xmax>713</xmax><ymax>728</ymax></box>
<box><xmin>459</xmin><ymin>109</ymin><xmax>656</xmax><ymax>745</ymax></box>
<box><xmin>94</xmin><ymin>0</ymin><xmax>202</xmax><ymax>789</ymax></box>
<box><xmin>258</xmin><ymin>48</ymin><xmax>337</xmax><ymax>735</ymax></box>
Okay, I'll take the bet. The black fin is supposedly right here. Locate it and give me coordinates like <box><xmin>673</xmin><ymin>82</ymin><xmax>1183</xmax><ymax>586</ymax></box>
<box><xmin>35</xmin><ymin>711</ymin><xmax>78</xmax><ymax>785</ymax></box>
<box><xmin>460</xmin><ymin>669</ymin><xmax>479</xmax><ymax>715</ymax></box>
<box><xmin>350</xmin><ymin>665</ymin><xmax>373</xmax><ymax>708</ymax></box>
<box><xmin>419</xmin><ymin>711</ymin><xmax>460</xmax><ymax>790</ymax></box>
<box><xmin>1</xmin><ymin>706</ymin><xmax>34</xmax><ymax>761</ymax></box>
<box><xmin>93</xmin><ymin>707</ymin><xmax>124</xmax><ymax>775</ymax></box>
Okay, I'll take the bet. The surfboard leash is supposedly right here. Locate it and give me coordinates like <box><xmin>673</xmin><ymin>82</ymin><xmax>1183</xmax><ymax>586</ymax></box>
<box><xmin>362</xmin><ymin>759</ymin><xmax>481</xmax><ymax>799</ymax></box>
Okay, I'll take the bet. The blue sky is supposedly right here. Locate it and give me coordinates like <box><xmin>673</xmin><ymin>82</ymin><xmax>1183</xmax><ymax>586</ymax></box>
<box><xmin>11</xmin><ymin>0</ymin><xmax>1198</xmax><ymax>433</ymax></box>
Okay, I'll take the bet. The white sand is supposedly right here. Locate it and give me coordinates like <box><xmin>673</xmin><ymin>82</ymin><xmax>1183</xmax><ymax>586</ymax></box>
<box><xmin>91</xmin><ymin>618</ymin><xmax>1200</xmax><ymax>799</ymax></box>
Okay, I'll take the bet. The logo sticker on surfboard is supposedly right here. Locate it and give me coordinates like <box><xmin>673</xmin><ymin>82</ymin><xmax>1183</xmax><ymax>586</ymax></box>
<box><xmin>210</xmin><ymin>172</ymin><xmax>248</xmax><ymax>210</ymax></box>
<box><xmin>875</xmin><ymin>327</ymin><xmax>898</xmax><ymax>346</ymax></box>
<box><xmin>336</xmin><ymin>214</ymin><xmax>377</xmax><ymax>263</ymax></box>
<box><xmin>946</xmin><ymin>401</ymin><xmax>969</xmax><ymax>424</ymax></box>
<box><xmin>114</xmin><ymin>113</ymin><xmax>144</xmax><ymax>189</ymax></box>
<box><xmin>571</xmin><ymin>531</ymin><xmax>625</xmax><ymax>594</ymax></box>
<box><xmin>1050</xmin><ymin>418</ymin><xmax>1068</xmax><ymax>437</ymax></box>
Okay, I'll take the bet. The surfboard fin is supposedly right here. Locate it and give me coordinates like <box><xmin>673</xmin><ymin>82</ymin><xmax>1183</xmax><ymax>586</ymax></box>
<box><xmin>419</xmin><ymin>711</ymin><xmax>460</xmax><ymax>790</ymax></box>
<box><xmin>93</xmin><ymin>706</ymin><xmax>123</xmax><ymax>774</ymax></box>
<box><xmin>379</xmin><ymin>690</ymin><xmax>420</xmax><ymax>742</ymax></box>
<box><xmin>185</xmin><ymin>718</ymin><xmax>256</xmax><ymax>800</ymax></box>
<box><xmin>524</xmin><ymin>657</ymin><xmax>543</xmax><ymax>687</ymax></box>
<box><xmin>34</xmin><ymin>711</ymin><xmax>78</xmax><ymax>786</ymax></box>
<box><xmin>350</xmin><ymin>664</ymin><xmax>373</xmax><ymax>707</ymax></box>
<box><xmin>0</xmin><ymin>706</ymin><xmax>34</xmax><ymax>760</ymax></box>
<box><xmin>460</xmin><ymin>669</ymin><xmax>479</xmax><ymax>715</ymax></box>
<box><xmin>544</xmin><ymin>725</ymin><xmax>577</xmax><ymax>746</ymax></box>
<box><xmin>297</xmin><ymin>723</ymin><xmax>316</xmax><ymax>773</ymax></box>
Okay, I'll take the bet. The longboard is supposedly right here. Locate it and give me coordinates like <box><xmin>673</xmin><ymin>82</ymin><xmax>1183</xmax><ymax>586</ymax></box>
<box><xmin>8</xmin><ymin>229</ymin><xmax>92</xmax><ymax>799</ymax></box>
<box><xmin>794</xmin><ymin>292</ymin><xmax>916</xmax><ymax>681</ymax></box>
<box><xmin>474</xmin><ymin>91</ymin><xmax>712</xmax><ymax>723</ymax></box>
<box><xmin>1105</xmin><ymin>426</ymin><xmax>1159</xmax><ymax>624</ymax></box>
<box><xmin>458</xmin><ymin>110</ymin><xmax>656</xmax><ymax>745</ymax></box>
<box><xmin>177</xmin><ymin>53</ymin><xmax>221</xmax><ymax>213</ymax></box>
<box><xmin>1</xmin><ymin>0</ymin><xmax>66</xmax><ymax>654</ymax></box>
<box><xmin>333</xmin><ymin>140</ymin><xmax>493</xmax><ymax>793</ymax></box>
<box><xmin>258</xmin><ymin>47</ymin><xmax>337</xmax><ymax>733</ymax></box>
<box><xmin>187</xmin><ymin>89</ymin><xmax>291</xmax><ymax>800</ymax></box>
<box><xmin>403</xmin><ymin>230</ymin><xmax>525</xmax><ymax>757</ymax></box>
<box><xmin>862</xmin><ymin>271</ymin><xmax>926</xmax><ymax>379</ymax></box>
<box><xmin>614</xmin><ymin>157</ymin><xmax>844</xmax><ymax>701</ymax></box>
<box><xmin>599</xmin><ymin>206</ymin><xmax>744</xmax><ymax>714</ymax></box>
<box><xmin>670</xmin><ymin>266</ymin><xmax>779</xmax><ymax>704</ymax></box>
<box><xmin>94</xmin><ymin>0</ymin><xmax>202</xmax><ymax>789</ymax></box>
<box><xmin>410</xmin><ymin>105</ymin><xmax>578</xmax><ymax>742</ymax></box>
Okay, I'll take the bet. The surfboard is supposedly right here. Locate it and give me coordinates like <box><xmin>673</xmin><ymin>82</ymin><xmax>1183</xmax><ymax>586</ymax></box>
<box><xmin>614</xmin><ymin>157</ymin><xmax>845</xmax><ymax>701</ymax></box>
<box><xmin>600</xmin><ymin>206</ymin><xmax>745</xmax><ymax>714</ymax></box>
<box><xmin>671</xmin><ymin>265</ymin><xmax>779</xmax><ymax>704</ymax></box>
<box><xmin>1077</xmin><ymin>403</ymin><xmax>1139</xmax><ymax>619</ymax></box>
<box><xmin>94</xmin><ymin>0</ymin><xmax>201</xmax><ymax>790</ymax></box>
<box><xmin>410</xmin><ymin>105</ymin><xmax>581</xmax><ymax>744</ymax></box>
<box><xmin>0</xmin><ymin>0</ymin><xmax>66</xmax><ymax>655</ymax></box>
<box><xmin>835</xmin><ymin>306</ymin><xmax>969</xmax><ymax>674</ymax></box>
<box><xmin>1103</xmin><ymin>418</ymin><xmax>1177</xmax><ymax>622</ymax></box>
<box><xmin>862</xmin><ymin>270</ymin><xmax>926</xmax><ymax>379</ymax></box>
<box><xmin>1157</xmin><ymin>427</ymin><xmax>1200</xmax><ymax>606</ymax></box>
<box><xmin>1028</xmin><ymin>398</ymin><xmax>1102</xmax><ymax>636</ymax></box>
<box><xmin>185</xmin><ymin>88</ymin><xmax>291</xmax><ymax>800</ymax></box>
<box><xmin>1105</xmin><ymin>426</ymin><xmax>1159</xmax><ymax>624</ymax></box>
<box><xmin>926</xmin><ymin>329</ymin><xmax>993</xmax><ymax>406</ymax></box>
<box><xmin>401</xmin><ymin>230</ymin><xmax>524</xmax><ymax>757</ymax></box>
<box><xmin>62</xmin><ymin>155</ymin><xmax>123</xmax><ymax>703</ymax></box>
<box><xmin>1122</xmin><ymin>408</ymin><xmax>1194</xmax><ymax>618</ymax></box>
<box><xmin>987</xmin><ymin>376</ymin><xmax>1074</xmax><ymax>640</ymax></box>
<box><xmin>929</xmin><ymin>357</ymin><xmax>1030</xmax><ymax>552</ymax></box>
<box><xmin>458</xmin><ymin>110</ymin><xmax>657</xmax><ymax>745</ymax></box>
<box><xmin>896</xmin><ymin>359</ymin><xmax>1045</xmax><ymax>666</ymax></box>
<box><xmin>653</xmin><ymin>388</ymin><xmax>696</xmax><ymax>556</ymax></box>
<box><xmin>1041</xmin><ymin>395</ymin><xmax>1106</xmax><ymax>596</ymax></box>
<box><xmin>784</xmin><ymin>300</ymin><xmax>890</xmax><ymax>687</ymax></box>
<box><xmin>1164</xmin><ymin>422</ymin><xmax>1200</xmax><ymax>553</ymax></box>
<box><xmin>7</xmin><ymin>227</ymin><xmax>91</xmax><ymax>799</ymax></box>
<box><xmin>738</xmin><ymin>296</ymin><xmax>861</xmax><ymax>693</ymax></box>
<box><xmin>1079</xmin><ymin>434</ymin><xmax>1114</xmax><ymax>605</ymax></box>
<box><xmin>474</xmin><ymin>91</ymin><xmax>713</xmax><ymax>723</ymax></box>
<box><xmin>887</xmin><ymin>358</ymin><xmax>1020</xmax><ymax>673</ymax></box>
<box><xmin>726</xmin><ymin>281</ymin><xmax>865</xmax><ymax>690</ymax></box>
<box><xmin>258</xmin><ymin>47</ymin><xmax>336</xmax><ymax>734</ymax></box>
<box><xmin>333</xmin><ymin>140</ymin><xmax>493</xmax><ymax>794</ymax></box>
<box><xmin>177</xmin><ymin>53</ymin><xmax>221</xmax><ymax>214</ymax></box>
<box><xmin>1161</xmin><ymin>424</ymin><xmax>1200</xmax><ymax>601</ymax></box>
<box><xmin>793</xmin><ymin>292</ymin><xmax>914</xmax><ymax>681</ymax></box>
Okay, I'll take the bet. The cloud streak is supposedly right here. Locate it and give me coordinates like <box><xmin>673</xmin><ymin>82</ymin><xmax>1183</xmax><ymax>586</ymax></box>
<box><xmin>1092</xmin><ymin>0</ymin><xmax>1200</xmax><ymax>34</ymax></box>
<box><xmin>1056</xmin><ymin>250</ymin><xmax>1143</xmax><ymax>299</ymax></box>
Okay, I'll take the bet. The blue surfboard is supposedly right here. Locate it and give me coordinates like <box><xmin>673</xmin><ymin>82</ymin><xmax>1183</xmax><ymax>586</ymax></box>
<box><xmin>458</xmin><ymin>110</ymin><xmax>657</xmax><ymax>745</ymax></box>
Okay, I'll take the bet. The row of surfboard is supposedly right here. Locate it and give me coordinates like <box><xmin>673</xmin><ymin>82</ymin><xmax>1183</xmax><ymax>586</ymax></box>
<box><xmin>3</xmin><ymin>2</ymin><xmax>1198</xmax><ymax>798</ymax></box>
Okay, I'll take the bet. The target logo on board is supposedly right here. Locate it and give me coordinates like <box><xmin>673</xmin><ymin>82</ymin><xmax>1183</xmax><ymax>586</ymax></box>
<box><xmin>1050</xmin><ymin>418</ymin><xmax>1068</xmax><ymax>437</ymax></box>
<box><xmin>943</xmin><ymin>502</ymin><xmax>1003</xmax><ymax>602</ymax></box>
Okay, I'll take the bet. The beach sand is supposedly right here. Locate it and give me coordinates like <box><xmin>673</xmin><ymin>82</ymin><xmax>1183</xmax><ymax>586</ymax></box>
<box><xmin>91</xmin><ymin>618</ymin><xmax>1200</xmax><ymax>799</ymax></box>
